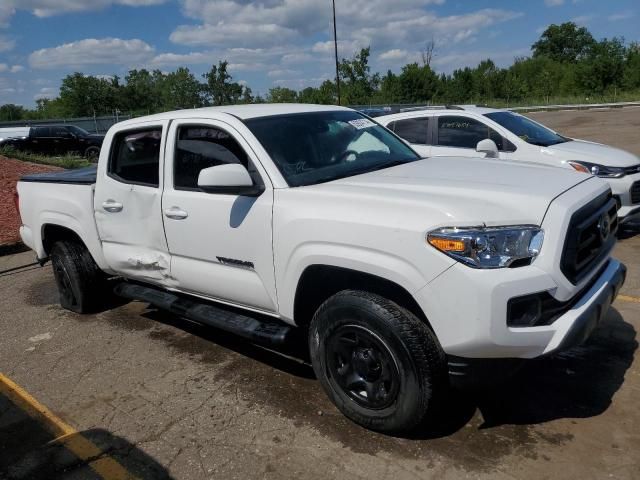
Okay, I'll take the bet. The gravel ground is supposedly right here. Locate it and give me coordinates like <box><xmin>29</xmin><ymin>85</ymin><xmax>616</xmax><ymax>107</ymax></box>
<box><xmin>0</xmin><ymin>156</ymin><xmax>61</xmax><ymax>246</ymax></box>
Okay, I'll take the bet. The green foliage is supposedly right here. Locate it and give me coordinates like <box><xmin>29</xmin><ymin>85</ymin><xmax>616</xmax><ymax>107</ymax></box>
<box><xmin>203</xmin><ymin>61</ymin><xmax>252</xmax><ymax>106</ymax></box>
<box><xmin>0</xmin><ymin>24</ymin><xmax>638</xmax><ymax>119</ymax></box>
<box><xmin>266</xmin><ymin>86</ymin><xmax>298</xmax><ymax>103</ymax></box>
<box><xmin>0</xmin><ymin>146</ymin><xmax>90</xmax><ymax>169</ymax></box>
<box><xmin>532</xmin><ymin>22</ymin><xmax>596</xmax><ymax>63</ymax></box>
<box><xmin>338</xmin><ymin>47</ymin><xmax>380</xmax><ymax>104</ymax></box>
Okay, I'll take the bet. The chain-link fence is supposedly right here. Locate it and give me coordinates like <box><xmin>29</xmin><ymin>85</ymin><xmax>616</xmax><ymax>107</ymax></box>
<box><xmin>0</xmin><ymin>114</ymin><xmax>132</xmax><ymax>134</ymax></box>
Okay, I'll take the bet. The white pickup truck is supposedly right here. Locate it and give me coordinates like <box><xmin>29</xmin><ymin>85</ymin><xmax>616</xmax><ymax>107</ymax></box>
<box><xmin>16</xmin><ymin>104</ymin><xmax>626</xmax><ymax>433</ymax></box>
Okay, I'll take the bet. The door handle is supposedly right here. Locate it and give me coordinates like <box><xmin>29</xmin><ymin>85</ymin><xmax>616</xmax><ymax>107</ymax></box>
<box><xmin>102</xmin><ymin>200</ymin><xmax>123</xmax><ymax>213</ymax></box>
<box><xmin>164</xmin><ymin>207</ymin><xmax>189</xmax><ymax>220</ymax></box>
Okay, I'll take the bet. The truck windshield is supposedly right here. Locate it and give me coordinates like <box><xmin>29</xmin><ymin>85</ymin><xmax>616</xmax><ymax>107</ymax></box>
<box><xmin>245</xmin><ymin>111</ymin><xmax>420</xmax><ymax>187</ymax></box>
<box><xmin>484</xmin><ymin>111</ymin><xmax>569</xmax><ymax>147</ymax></box>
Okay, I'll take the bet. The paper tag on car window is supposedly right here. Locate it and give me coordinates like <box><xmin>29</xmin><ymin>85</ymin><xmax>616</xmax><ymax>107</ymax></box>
<box><xmin>348</xmin><ymin>119</ymin><xmax>376</xmax><ymax>130</ymax></box>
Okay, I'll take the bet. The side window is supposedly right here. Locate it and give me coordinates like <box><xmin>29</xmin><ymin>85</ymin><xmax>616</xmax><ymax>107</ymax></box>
<box><xmin>393</xmin><ymin>118</ymin><xmax>429</xmax><ymax>145</ymax></box>
<box><xmin>33</xmin><ymin>127</ymin><xmax>50</xmax><ymax>137</ymax></box>
<box><xmin>109</xmin><ymin>128</ymin><xmax>162</xmax><ymax>187</ymax></box>
<box><xmin>438</xmin><ymin>116</ymin><xmax>503</xmax><ymax>150</ymax></box>
<box><xmin>52</xmin><ymin>126</ymin><xmax>70</xmax><ymax>137</ymax></box>
<box><xmin>174</xmin><ymin>126</ymin><xmax>256</xmax><ymax>191</ymax></box>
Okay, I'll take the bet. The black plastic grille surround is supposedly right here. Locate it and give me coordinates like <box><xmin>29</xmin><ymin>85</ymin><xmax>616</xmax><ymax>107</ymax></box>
<box><xmin>631</xmin><ymin>181</ymin><xmax>640</xmax><ymax>204</ymax></box>
<box><xmin>561</xmin><ymin>191</ymin><xmax>617</xmax><ymax>285</ymax></box>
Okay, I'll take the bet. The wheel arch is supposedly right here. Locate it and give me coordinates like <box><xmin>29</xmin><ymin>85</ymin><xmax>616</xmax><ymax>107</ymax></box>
<box><xmin>292</xmin><ymin>264</ymin><xmax>433</xmax><ymax>332</ymax></box>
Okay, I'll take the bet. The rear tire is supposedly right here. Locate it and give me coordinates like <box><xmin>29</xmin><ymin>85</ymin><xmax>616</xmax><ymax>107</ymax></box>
<box><xmin>309</xmin><ymin>290</ymin><xmax>447</xmax><ymax>434</ymax></box>
<box><xmin>50</xmin><ymin>241</ymin><xmax>109</xmax><ymax>313</ymax></box>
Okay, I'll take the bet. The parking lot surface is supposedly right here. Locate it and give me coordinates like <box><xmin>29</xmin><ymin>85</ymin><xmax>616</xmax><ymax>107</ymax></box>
<box><xmin>1</xmin><ymin>108</ymin><xmax>639</xmax><ymax>479</ymax></box>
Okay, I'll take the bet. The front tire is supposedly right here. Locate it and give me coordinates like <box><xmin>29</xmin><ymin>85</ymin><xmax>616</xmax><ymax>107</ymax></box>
<box><xmin>50</xmin><ymin>241</ymin><xmax>109</xmax><ymax>313</ymax></box>
<box><xmin>309</xmin><ymin>290</ymin><xmax>446</xmax><ymax>434</ymax></box>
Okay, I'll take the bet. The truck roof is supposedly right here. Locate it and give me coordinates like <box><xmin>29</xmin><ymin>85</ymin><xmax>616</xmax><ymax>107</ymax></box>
<box><xmin>116</xmin><ymin>104</ymin><xmax>352</xmax><ymax>127</ymax></box>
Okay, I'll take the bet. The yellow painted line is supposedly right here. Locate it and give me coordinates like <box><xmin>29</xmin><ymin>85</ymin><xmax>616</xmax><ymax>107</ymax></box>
<box><xmin>0</xmin><ymin>372</ymin><xmax>138</xmax><ymax>480</ymax></box>
<box><xmin>618</xmin><ymin>295</ymin><xmax>640</xmax><ymax>304</ymax></box>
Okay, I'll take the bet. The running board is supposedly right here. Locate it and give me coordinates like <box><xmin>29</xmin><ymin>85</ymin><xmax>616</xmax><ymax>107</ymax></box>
<box><xmin>113</xmin><ymin>283</ymin><xmax>292</xmax><ymax>346</ymax></box>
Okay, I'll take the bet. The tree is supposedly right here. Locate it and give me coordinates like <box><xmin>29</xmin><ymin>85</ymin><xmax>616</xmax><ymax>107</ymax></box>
<box><xmin>338</xmin><ymin>47</ymin><xmax>380</xmax><ymax>104</ymax></box>
<box><xmin>420</xmin><ymin>39</ymin><xmax>436</xmax><ymax>67</ymax></box>
<box><xmin>266</xmin><ymin>87</ymin><xmax>298</xmax><ymax>103</ymax></box>
<box><xmin>0</xmin><ymin>104</ymin><xmax>26</xmax><ymax>121</ymax></box>
<box><xmin>159</xmin><ymin>67</ymin><xmax>205</xmax><ymax>110</ymax></box>
<box><xmin>297</xmin><ymin>80</ymin><xmax>336</xmax><ymax>104</ymax></box>
<box><xmin>576</xmin><ymin>38</ymin><xmax>626</xmax><ymax>94</ymax></box>
<box><xmin>58</xmin><ymin>73</ymin><xmax>123</xmax><ymax>116</ymax></box>
<box><xmin>532</xmin><ymin>22</ymin><xmax>596</xmax><ymax>63</ymax></box>
<box><xmin>203</xmin><ymin>61</ymin><xmax>250</xmax><ymax>106</ymax></box>
<box><xmin>623</xmin><ymin>42</ymin><xmax>640</xmax><ymax>89</ymax></box>
<box><xmin>397</xmin><ymin>63</ymin><xmax>439</xmax><ymax>103</ymax></box>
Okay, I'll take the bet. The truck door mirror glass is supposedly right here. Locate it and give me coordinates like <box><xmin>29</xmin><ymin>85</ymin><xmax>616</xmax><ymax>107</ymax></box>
<box><xmin>476</xmin><ymin>139</ymin><xmax>499</xmax><ymax>158</ymax></box>
<box><xmin>197</xmin><ymin>164</ymin><xmax>264</xmax><ymax>197</ymax></box>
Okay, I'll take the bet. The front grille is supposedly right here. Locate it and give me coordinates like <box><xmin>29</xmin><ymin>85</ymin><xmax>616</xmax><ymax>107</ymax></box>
<box><xmin>631</xmin><ymin>181</ymin><xmax>640</xmax><ymax>204</ymax></box>
<box><xmin>561</xmin><ymin>191</ymin><xmax>617</xmax><ymax>284</ymax></box>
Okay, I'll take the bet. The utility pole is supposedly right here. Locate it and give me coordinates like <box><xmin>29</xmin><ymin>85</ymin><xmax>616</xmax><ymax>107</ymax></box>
<box><xmin>332</xmin><ymin>0</ymin><xmax>341</xmax><ymax>105</ymax></box>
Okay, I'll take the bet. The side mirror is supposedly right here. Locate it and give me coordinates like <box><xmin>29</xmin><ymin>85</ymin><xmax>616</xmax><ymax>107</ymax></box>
<box><xmin>197</xmin><ymin>164</ymin><xmax>264</xmax><ymax>197</ymax></box>
<box><xmin>476</xmin><ymin>139</ymin><xmax>499</xmax><ymax>158</ymax></box>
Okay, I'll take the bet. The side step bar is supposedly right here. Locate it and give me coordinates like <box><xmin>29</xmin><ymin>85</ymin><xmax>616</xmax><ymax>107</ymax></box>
<box><xmin>114</xmin><ymin>283</ymin><xmax>292</xmax><ymax>346</ymax></box>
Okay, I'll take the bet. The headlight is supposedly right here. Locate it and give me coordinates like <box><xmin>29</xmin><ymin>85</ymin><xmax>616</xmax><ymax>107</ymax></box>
<box><xmin>568</xmin><ymin>161</ymin><xmax>625</xmax><ymax>178</ymax></box>
<box><xmin>427</xmin><ymin>226</ymin><xmax>544</xmax><ymax>269</ymax></box>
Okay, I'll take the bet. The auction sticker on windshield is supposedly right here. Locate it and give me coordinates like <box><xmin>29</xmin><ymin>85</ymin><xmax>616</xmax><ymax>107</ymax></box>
<box><xmin>349</xmin><ymin>118</ymin><xmax>376</xmax><ymax>129</ymax></box>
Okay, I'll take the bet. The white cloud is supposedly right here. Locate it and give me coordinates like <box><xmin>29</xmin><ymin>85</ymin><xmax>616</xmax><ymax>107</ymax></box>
<box><xmin>34</xmin><ymin>86</ymin><xmax>57</xmax><ymax>100</ymax></box>
<box><xmin>10</xmin><ymin>65</ymin><xmax>24</xmax><ymax>73</ymax></box>
<box><xmin>433</xmin><ymin>48</ymin><xmax>529</xmax><ymax>72</ymax></box>
<box><xmin>150</xmin><ymin>51</ymin><xmax>213</xmax><ymax>66</ymax></box>
<box><xmin>267</xmin><ymin>69</ymin><xmax>300</xmax><ymax>78</ymax></box>
<box><xmin>29</xmin><ymin>38</ymin><xmax>155</xmax><ymax>69</ymax></box>
<box><xmin>608</xmin><ymin>11</ymin><xmax>634</xmax><ymax>22</ymax></box>
<box><xmin>544</xmin><ymin>0</ymin><xmax>564</xmax><ymax>6</ymax></box>
<box><xmin>378</xmin><ymin>49</ymin><xmax>413</xmax><ymax>62</ymax></box>
<box><xmin>170</xmin><ymin>1</ymin><xmax>515</xmax><ymax>57</ymax></box>
<box><xmin>0</xmin><ymin>63</ymin><xmax>8</xmax><ymax>72</ymax></box>
<box><xmin>571</xmin><ymin>15</ymin><xmax>593</xmax><ymax>25</ymax></box>
<box><xmin>0</xmin><ymin>0</ymin><xmax>167</xmax><ymax>25</ymax></box>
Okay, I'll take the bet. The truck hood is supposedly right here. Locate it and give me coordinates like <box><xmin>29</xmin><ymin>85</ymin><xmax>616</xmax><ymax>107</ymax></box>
<box><xmin>542</xmin><ymin>139</ymin><xmax>639</xmax><ymax>167</ymax></box>
<box><xmin>318</xmin><ymin>157</ymin><xmax>595</xmax><ymax>226</ymax></box>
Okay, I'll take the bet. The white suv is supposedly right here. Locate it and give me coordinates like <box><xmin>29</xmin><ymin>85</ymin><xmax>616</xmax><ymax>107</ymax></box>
<box><xmin>377</xmin><ymin>106</ymin><xmax>640</xmax><ymax>224</ymax></box>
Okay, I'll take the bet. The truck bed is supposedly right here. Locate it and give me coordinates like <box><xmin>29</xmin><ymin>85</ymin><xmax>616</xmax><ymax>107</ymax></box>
<box><xmin>20</xmin><ymin>165</ymin><xmax>97</xmax><ymax>185</ymax></box>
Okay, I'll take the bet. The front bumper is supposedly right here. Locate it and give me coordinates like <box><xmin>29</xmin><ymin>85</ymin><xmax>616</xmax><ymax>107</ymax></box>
<box><xmin>416</xmin><ymin>258</ymin><xmax>626</xmax><ymax>359</ymax></box>
<box><xmin>608</xmin><ymin>173</ymin><xmax>640</xmax><ymax>222</ymax></box>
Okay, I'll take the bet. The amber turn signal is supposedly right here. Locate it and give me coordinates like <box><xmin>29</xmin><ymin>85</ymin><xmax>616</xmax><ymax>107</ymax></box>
<box><xmin>427</xmin><ymin>236</ymin><xmax>466</xmax><ymax>252</ymax></box>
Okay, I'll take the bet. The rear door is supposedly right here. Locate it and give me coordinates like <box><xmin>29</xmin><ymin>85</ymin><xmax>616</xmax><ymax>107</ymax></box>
<box><xmin>29</xmin><ymin>127</ymin><xmax>50</xmax><ymax>153</ymax></box>
<box><xmin>50</xmin><ymin>126</ymin><xmax>74</xmax><ymax>155</ymax></box>
<box><xmin>94</xmin><ymin>120</ymin><xmax>172</xmax><ymax>285</ymax></box>
<box><xmin>387</xmin><ymin>117</ymin><xmax>431</xmax><ymax>157</ymax></box>
<box><xmin>431</xmin><ymin>115</ymin><xmax>506</xmax><ymax>158</ymax></box>
<box><xmin>161</xmin><ymin>119</ymin><xmax>277</xmax><ymax>312</ymax></box>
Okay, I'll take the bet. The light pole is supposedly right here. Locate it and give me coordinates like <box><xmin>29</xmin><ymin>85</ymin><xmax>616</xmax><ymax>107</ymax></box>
<box><xmin>332</xmin><ymin>0</ymin><xmax>341</xmax><ymax>105</ymax></box>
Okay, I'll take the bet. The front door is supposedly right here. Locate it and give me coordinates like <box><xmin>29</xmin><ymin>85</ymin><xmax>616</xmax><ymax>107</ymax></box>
<box><xmin>162</xmin><ymin>119</ymin><xmax>277</xmax><ymax>312</ymax></box>
<box><xmin>431</xmin><ymin>115</ymin><xmax>506</xmax><ymax>159</ymax></box>
<box><xmin>94</xmin><ymin>120</ymin><xmax>171</xmax><ymax>285</ymax></box>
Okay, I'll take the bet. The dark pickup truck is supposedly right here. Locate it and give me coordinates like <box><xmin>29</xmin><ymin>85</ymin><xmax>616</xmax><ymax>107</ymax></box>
<box><xmin>0</xmin><ymin>125</ymin><xmax>104</xmax><ymax>161</ymax></box>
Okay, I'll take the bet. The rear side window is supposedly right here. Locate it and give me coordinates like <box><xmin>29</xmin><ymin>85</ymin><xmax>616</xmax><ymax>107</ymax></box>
<box><xmin>390</xmin><ymin>118</ymin><xmax>429</xmax><ymax>145</ymax></box>
<box><xmin>109</xmin><ymin>128</ymin><xmax>162</xmax><ymax>187</ymax></box>
<box><xmin>437</xmin><ymin>116</ymin><xmax>503</xmax><ymax>150</ymax></box>
<box><xmin>174</xmin><ymin>126</ymin><xmax>257</xmax><ymax>190</ymax></box>
<box><xmin>33</xmin><ymin>127</ymin><xmax>50</xmax><ymax>137</ymax></box>
<box><xmin>52</xmin><ymin>126</ymin><xmax>70</xmax><ymax>137</ymax></box>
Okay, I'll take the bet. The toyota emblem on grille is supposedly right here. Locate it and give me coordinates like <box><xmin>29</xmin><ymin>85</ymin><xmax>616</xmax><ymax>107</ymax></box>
<box><xmin>598</xmin><ymin>213</ymin><xmax>611</xmax><ymax>241</ymax></box>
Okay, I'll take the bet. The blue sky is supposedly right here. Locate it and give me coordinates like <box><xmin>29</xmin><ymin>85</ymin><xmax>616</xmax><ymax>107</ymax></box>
<box><xmin>0</xmin><ymin>0</ymin><xmax>637</xmax><ymax>107</ymax></box>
